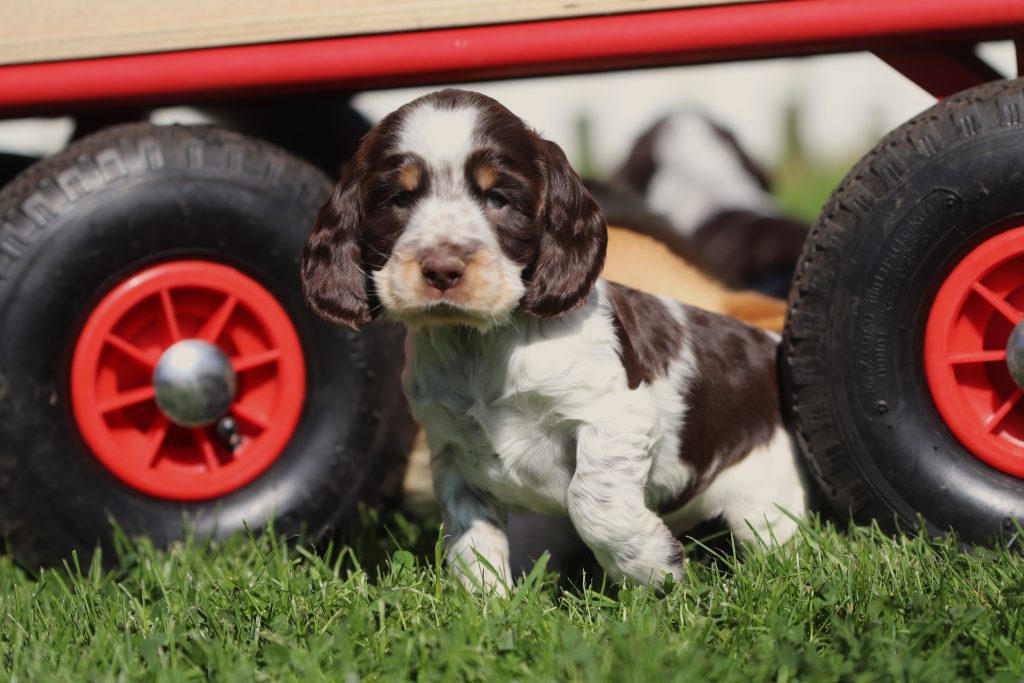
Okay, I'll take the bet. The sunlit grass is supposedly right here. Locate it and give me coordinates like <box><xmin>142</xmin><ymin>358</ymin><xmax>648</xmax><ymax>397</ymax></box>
<box><xmin>3</xmin><ymin>514</ymin><xmax>1024</xmax><ymax>682</ymax></box>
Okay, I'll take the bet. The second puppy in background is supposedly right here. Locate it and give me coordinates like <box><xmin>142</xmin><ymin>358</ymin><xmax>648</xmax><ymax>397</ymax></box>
<box><xmin>617</xmin><ymin>111</ymin><xmax>807</xmax><ymax>298</ymax></box>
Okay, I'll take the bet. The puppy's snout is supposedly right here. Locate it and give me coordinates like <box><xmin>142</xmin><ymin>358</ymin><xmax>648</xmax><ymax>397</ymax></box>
<box><xmin>420</xmin><ymin>247</ymin><xmax>468</xmax><ymax>291</ymax></box>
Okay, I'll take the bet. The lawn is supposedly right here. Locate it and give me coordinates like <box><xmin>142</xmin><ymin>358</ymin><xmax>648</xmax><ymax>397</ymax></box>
<box><xmin>3</xmin><ymin>512</ymin><xmax>1024</xmax><ymax>682</ymax></box>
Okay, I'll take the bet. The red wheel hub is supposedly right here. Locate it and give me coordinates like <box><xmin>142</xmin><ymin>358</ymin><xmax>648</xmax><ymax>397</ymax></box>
<box><xmin>925</xmin><ymin>226</ymin><xmax>1024</xmax><ymax>478</ymax></box>
<box><xmin>71</xmin><ymin>261</ymin><xmax>306</xmax><ymax>500</ymax></box>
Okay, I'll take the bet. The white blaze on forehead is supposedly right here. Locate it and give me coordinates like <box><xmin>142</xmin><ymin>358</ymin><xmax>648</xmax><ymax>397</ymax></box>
<box><xmin>398</xmin><ymin>103</ymin><xmax>479</xmax><ymax>165</ymax></box>
<box><xmin>391</xmin><ymin>100</ymin><xmax>499</xmax><ymax>251</ymax></box>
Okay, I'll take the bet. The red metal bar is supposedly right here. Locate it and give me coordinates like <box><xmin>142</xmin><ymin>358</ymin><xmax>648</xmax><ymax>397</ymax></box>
<box><xmin>874</xmin><ymin>44</ymin><xmax>1006</xmax><ymax>98</ymax></box>
<box><xmin>1</xmin><ymin>0</ymin><xmax>1024</xmax><ymax>117</ymax></box>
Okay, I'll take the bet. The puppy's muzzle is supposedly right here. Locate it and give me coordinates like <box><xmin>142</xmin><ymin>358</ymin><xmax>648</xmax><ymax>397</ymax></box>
<box><xmin>418</xmin><ymin>244</ymin><xmax>475</xmax><ymax>292</ymax></box>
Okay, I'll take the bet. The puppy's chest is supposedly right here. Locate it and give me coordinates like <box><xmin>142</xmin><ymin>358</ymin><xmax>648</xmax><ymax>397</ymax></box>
<box><xmin>406</xmin><ymin>335</ymin><xmax>574</xmax><ymax>511</ymax></box>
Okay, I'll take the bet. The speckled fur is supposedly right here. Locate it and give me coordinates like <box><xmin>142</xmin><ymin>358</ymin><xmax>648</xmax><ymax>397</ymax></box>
<box><xmin>302</xmin><ymin>89</ymin><xmax>808</xmax><ymax>592</ymax></box>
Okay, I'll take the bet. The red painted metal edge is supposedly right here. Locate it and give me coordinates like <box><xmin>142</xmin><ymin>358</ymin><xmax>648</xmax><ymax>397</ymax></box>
<box><xmin>2</xmin><ymin>0</ymin><xmax>1024</xmax><ymax>117</ymax></box>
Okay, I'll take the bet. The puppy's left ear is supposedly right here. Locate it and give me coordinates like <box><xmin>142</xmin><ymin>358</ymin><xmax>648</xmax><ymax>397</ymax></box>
<box><xmin>523</xmin><ymin>139</ymin><xmax>607</xmax><ymax>318</ymax></box>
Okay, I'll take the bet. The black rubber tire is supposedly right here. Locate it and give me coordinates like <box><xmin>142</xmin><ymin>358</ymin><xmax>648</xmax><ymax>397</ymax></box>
<box><xmin>0</xmin><ymin>153</ymin><xmax>37</xmax><ymax>190</ymax></box>
<box><xmin>0</xmin><ymin>123</ymin><xmax>413</xmax><ymax>567</ymax></box>
<box><xmin>783</xmin><ymin>78</ymin><xmax>1024</xmax><ymax>546</ymax></box>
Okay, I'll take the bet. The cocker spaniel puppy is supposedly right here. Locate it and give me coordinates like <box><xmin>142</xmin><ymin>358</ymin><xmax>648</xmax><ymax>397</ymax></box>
<box><xmin>303</xmin><ymin>89</ymin><xmax>807</xmax><ymax>592</ymax></box>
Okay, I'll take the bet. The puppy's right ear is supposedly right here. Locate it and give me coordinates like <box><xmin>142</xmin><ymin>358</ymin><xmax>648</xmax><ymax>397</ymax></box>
<box><xmin>302</xmin><ymin>170</ymin><xmax>371</xmax><ymax>330</ymax></box>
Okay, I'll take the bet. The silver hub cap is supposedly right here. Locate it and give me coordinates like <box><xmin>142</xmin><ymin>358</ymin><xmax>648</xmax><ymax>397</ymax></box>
<box><xmin>1009</xmin><ymin>321</ymin><xmax>1024</xmax><ymax>391</ymax></box>
<box><xmin>153</xmin><ymin>339</ymin><xmax>237</xmax><ymax>427</ymax></box>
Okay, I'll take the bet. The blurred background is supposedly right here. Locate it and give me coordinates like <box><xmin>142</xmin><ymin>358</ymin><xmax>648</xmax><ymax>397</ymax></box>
<box><xmin>0</xmin><ymin>42</ymin><xmax>1015</xmax><ymax>223</ymax></box>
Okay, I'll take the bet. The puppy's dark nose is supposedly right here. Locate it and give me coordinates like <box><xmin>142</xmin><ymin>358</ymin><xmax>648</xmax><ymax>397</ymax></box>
<box><xmin>420</xmin><ymin>249</ymin><xmax>467</xmax><ymax>291</ymax></box>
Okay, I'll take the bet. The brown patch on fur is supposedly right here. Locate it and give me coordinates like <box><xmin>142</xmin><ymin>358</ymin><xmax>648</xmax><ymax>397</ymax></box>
<box><xmin>474</xmin><ymin>163</ymin><xmax>498</xmax><ymax>191</ymax></box>
<box><xmin>668</xmin><ymin>307</ymin><xmax>781</xmax><ymax>506</ymax></box>
<box><xmin>463</xmin><ymin>149</ymin><xmax>541</xmax><ymax>266</ymax></box>
<box><xmin>606</xmin><ymin>282</ymin><xmax>684</xmax><ymax>389</ymax></box>
<box><xmin>302</xmin><ymin>115</ymin><xmax>421</xmax><ymax>329</ymax></box>
<box><xmin>398</xmin><ymin>163</ymin><xmax>422</xmax><ymax>191</ymax></box>
<box><xmin>522</xmin><ymin>139</ymin><xmax>607</xmax><ymax>318</ymax></box>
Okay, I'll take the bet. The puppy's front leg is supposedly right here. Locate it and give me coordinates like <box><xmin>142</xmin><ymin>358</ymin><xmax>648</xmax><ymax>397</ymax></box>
<box><xmin>433</xmin><ymin>455</ymin><xmax>511</xmax><ymax>595</ymax></box>
<box><xmin>567</xmin><ymin>423</ymin><xmax>684</xmax><ymax>587</ymax></box>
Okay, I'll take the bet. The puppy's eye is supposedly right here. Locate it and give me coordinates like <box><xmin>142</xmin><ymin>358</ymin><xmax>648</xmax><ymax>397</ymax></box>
<box><xmin>391</xmin><ymin>192</ymin><xmax>414</xmax><ymax>209</ymax></box>
<box><xmin>485</xmin><ymin>191</ymin><xmax>509</xmax><ymax>210</ymax></box>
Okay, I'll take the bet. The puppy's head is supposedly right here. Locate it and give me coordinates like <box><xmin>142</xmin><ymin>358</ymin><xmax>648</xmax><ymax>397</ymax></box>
<box><xmin>302</xmin><ymin>88</ymin><xmax>606</xmax><ymax>330</ymax></box>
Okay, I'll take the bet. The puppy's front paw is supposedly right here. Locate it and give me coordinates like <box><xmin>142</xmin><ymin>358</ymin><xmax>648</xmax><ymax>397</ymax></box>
<box><xmin>451</xmin><ymin>554</ymin><xmax>511</xmax><ymax>597</ymax></box>
<box><xmin>593</xmin><ymin>537</ymin><xmax>686</xmax><ymax>589</ymax></box>
<box><xmin>446</xmin><ymin>518</ymin><xmax>512</xmax><ymax>597</ymax></box>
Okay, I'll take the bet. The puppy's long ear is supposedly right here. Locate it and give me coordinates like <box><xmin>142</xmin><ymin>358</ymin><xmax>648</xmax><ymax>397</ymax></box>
<box><xmin>523</xmin><ymin>139</ymin><xmax>607</xmax><ymax>318</ymax></box>
<box><xmin>302</xmin><ymin>168</ymin><xmax>371</xmax><ymax>330</ymax></box>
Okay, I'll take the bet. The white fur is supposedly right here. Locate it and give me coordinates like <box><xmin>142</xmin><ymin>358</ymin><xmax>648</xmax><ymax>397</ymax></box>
<box><xmin>398</xmin><ymin>103</ymin><xmax>479</xmax><ymax>169</ymax></box>
<box><xmin>664</xmin><ymin>426</ymin><xmax>806</xmax><ymax>544</ymax></box>
<box><xmin>404</xmin><ymin>281</ymin><xmax>807</xmax><ymax>589</ymax></box>
<box><xmin>379</xmin><ymin>101</ymin><xmax>807</xmax><ymax>590</ymax></box>
<box><xmin>646</xmin><ymin>112</ymin><xmax>776</xmax><ymax>236</ymax></box>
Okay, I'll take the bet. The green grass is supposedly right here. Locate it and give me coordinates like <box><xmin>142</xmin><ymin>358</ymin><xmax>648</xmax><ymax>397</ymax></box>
<box><xmin>3</xmin><ymin>515</ymin><xmax>1024</xmax><ymax>682</ymax></box>
<box><xmin>773</xmin><ymin>156</ymin><xmax>858</xmax><ymax>226</ymax></box>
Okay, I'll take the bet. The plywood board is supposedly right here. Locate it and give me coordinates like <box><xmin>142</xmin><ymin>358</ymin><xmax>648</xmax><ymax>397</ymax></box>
<box><xmin>0</xmin><ymin>0</ymin><xmax>765</xmax><ymax>66</ymax></box>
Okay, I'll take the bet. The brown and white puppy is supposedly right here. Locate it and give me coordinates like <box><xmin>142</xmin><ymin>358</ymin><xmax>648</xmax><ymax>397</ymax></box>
<box><xmin>401</xmin><ymin>223</ymin><xmax>789</xmax><ymax>513</ymax></box>
<box><xmin>303</xmin><ymin>89</ymin><xmax>807</xmax><ymax>591</ymax></box>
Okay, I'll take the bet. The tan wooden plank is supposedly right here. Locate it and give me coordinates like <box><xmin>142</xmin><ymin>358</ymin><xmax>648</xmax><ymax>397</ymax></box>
<box><xmin>0</xmin><ymin>0</ymin><xmax>765</xmax><ymax>66</ymax></box>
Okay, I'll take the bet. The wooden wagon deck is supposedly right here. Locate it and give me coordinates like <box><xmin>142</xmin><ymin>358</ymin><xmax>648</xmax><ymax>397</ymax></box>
<box><xmin>1</xmin><ymin>0</ymin><xmax>762</xmax><ymax>66</ymax></box>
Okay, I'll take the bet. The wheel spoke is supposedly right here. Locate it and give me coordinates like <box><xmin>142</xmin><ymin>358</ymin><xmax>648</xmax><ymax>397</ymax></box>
<box><xmin>198</xmin><ymin>295</ymin><xmax>238</xmax><ymax>344</ymax></box>
<box><xmin>972</xmin><ymin>282</ymin><xmax>1024</xmax><ymax>324</ymax></box>
<box><xmin>160</xmin><ymin>289</ymin><xmax>183</xmax><ymax>343</ymax></box>
<box><xmin>949</xmin><ymin>349</ymin><xmax>1008</xmax><ymax>365</ymax></box>
<box><xmin>231</xmin><ymin>402</ymin><xmax>269</xmax><ymax>430</ymax></box>
<box><xmin>986</xmin><ymin>389</ymin><xmax>1023</xmax><ymax>432</ymax></box>
<box><xmin>142</xmin><ymin>414</ymin><xmax>170</xmax><ymax>467</ymax></box>
<box><xmin>99</xmin><ymin>385</ymin><xmax>156</xmax><ymax>413</ymax></box>
<box><xmin>231</xmin><ymin>348</ymin><xmax>281</xmax><ymax>372</ymax></box>
<box><xmin>106</xmin><ymin>334</ymin><xmax>160</xmax><ymax>369</ymax></box>
<box><xmin>192</xmin><ymin>429</ymin><xmax>221</xmax><ymax>470</ymax></box>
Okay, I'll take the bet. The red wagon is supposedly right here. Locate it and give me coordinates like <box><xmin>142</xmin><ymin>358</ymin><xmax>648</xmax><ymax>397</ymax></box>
<box><xmin>1</xmin><ymin>0</ymin><xmax>1023</xmax><ymax>565</ymax></box>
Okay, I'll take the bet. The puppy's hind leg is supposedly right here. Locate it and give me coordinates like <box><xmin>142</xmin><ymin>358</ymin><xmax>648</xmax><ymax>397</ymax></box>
<box><xmin>707</xmin><ymin>427</ymin><xmax>808</xmax><ymax>549</ymax></box>
<box><xmin>567</xmin><ymin>424</ymin><xmax>684</xmax><ymax>587</ymax></box>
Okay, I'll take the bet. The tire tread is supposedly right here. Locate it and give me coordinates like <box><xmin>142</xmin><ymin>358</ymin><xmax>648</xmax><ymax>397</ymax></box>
<box><xmin>783</xmin><ymin>78</ymin><xmax>1024</xmax><ymax>531</ymax></box>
